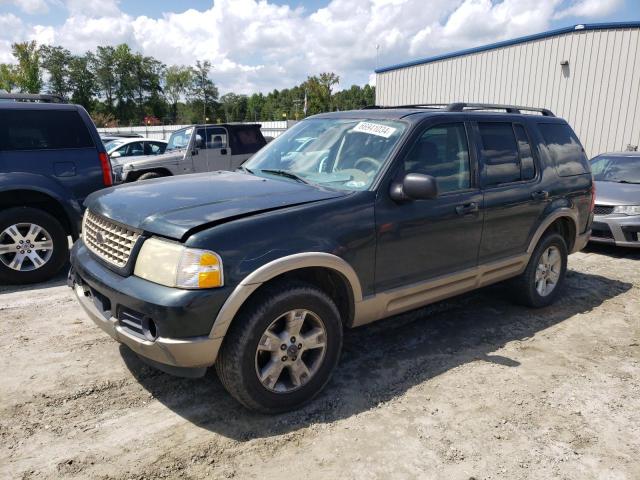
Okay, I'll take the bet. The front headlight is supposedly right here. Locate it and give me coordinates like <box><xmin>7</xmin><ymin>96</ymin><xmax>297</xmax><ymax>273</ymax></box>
<box><xmin>134</xmin><ymin>237</ymin><xmax>223</xmax><ymax>289</ymax></box>
<box><xmin>612</xmin><ymin>205</ymin><xmax>640</xmax><ymax>216</ymax></box>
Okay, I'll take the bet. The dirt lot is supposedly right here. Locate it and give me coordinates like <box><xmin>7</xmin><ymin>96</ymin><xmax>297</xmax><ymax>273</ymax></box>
<box><xmin>1</xmin><ymin>244</ymin><xmax>639</xmax><ymax>480</ymax></box>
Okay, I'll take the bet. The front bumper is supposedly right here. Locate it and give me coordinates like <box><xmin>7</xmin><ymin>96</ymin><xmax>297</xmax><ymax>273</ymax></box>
<box><xmin>590</xmin><ymin>215</ymin><xmax>640</xmax><ymax>248</ymax></box>
<box><xmin>69</xmin><ymin>241</ymin><xmax>230</xmax><ymax>372</ymax></box>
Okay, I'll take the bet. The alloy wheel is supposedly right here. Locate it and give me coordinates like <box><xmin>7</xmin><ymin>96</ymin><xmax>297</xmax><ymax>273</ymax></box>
<box><xmin>255</xmin><ymin>309</ymin><xmax>327</xmax><ymax>393</ymax></box>
<box><xmin>0</xmin><ymin>223</ymin><xmax>54</xmax><ymax>272</ymax></box>
<box><xmin>535</xmin><ymin>245</ymin><xmax>562</xmax><ymax>297</ymax></box>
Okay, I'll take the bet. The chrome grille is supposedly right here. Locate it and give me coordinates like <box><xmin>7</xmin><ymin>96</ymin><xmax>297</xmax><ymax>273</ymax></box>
<box><xmin>593</xmin><ymin>205</ymin><xmax>615</xmax><ymax>215</ymax></box>
<box><xmin>83</xmin><ymin>210</ymin><xmax>140</xmax><ymax>268</ymax></box>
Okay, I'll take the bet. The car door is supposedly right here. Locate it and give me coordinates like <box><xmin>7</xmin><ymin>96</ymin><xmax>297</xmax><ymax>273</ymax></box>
<box><xmin>204</xmin><ymin>126</ymin><xmax>231</xmax><ymax>170</ymax></box>
<box><xmin>374</xmin><ymin>120</ymin><xmax>484</xmax><ymax>292</ymax></box>
<box><xmin>193</xmin><ymin>127</ymin><xmax>211</xmax><ymax>172</ymax></box>
<box><xmin>475</xmin><ymin>120</ymin><xmax>549</xmax><ymax>263</ymax></box>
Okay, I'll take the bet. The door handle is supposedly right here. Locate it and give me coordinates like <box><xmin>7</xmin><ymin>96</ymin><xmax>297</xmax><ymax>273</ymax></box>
<box><xmin>455</xmin><ymin>202</ymin><xmax>479</xmax><ymax>215</ymax></box>
<box><xmin>531</xmin><ymin>190</ymin><xmax>549</xmax><ymax>200</ymax></box>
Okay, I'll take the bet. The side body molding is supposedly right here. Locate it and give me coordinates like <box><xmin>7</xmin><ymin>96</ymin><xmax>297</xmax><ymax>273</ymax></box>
<box><xmin>208</xmin><ymin>252</ymin><xmax>364</xmax><ymax>342</ymax></box>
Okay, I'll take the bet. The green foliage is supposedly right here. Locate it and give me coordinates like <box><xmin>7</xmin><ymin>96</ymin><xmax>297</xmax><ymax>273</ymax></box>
<box><xmin>12</xmin><ymin>41</ymin><xmax>42</xmax><ymax>94</ymax></box>
<box><xmin>0</xmin><ymin>63</ymin><xmax>17</xmax><ymax>92</ymax></box>
<box><xmin>4</xmin><ymin>40</ymin><xmax>375</xmax><ymax>125</ymax></box>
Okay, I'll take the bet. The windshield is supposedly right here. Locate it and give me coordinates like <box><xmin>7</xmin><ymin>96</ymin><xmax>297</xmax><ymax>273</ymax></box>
<box><xmin>167</xmin><ymin>127</ymin><xmax>193</xmax><ymax>151</ymax></box>
<box><xmin>104</xmin><ymin>139</ymin><xmax>126</xmax><ymax>151</ymax></box>
<box><xmin>591</xmin><ymin>155</ymin><xmax>640</xmax><ymax>184</ymax></box>
<box><xmin>244</xmin><ymin>118</ymin><xmax>407</xmax><ymax>190</ymax></box>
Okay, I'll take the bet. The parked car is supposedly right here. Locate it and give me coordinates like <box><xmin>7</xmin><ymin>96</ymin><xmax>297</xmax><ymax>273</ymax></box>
<box><xmin>589</xmin><ymin>152</ymin><xmax>640</xmax><ymax>247</ymax></box>
<box><xmin>69</xmin><ymin>103</ymin><xmax>593</xmax><ymax>413</ymax></box>
<box><xmin>0</xmin><ymin>94</ymin><xmax>112</xmax><ymax>284</ymax></box>
<box><xmin>110</xmin><ymin>123</ymin><xmax>266</xmax><ymax>183</ymax></box>
<box><xmin>105</xmin><ymin>138</ymin><xmax>167</xmax><ymax>159</ymax></box>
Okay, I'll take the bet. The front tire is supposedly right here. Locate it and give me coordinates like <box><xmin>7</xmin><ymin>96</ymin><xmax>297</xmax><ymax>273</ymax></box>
<box><xmin>136</xmin><ymin>172</ymin><xmax>162</xmax><ymax>181</ymax></box>
<box><xmin>216</xmin><ymin>281</ymin><xmax>343</xmax><ymax>414</ymax></box>
<box><xmin>0</xmin><ymin>207</ymin><xmax>69</xmax><ymax>285</ymax></box>
<box><xmin>511</xmin><ymin>232</ymin><xmax>568</xmax><ymax>308</ymax></box>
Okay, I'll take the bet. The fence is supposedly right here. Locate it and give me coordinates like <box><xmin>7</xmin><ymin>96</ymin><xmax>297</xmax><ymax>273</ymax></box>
<box><xmin>97</xmin><ymin>121</ymin><xmax>290</xmax><ymax>141</ymax></box>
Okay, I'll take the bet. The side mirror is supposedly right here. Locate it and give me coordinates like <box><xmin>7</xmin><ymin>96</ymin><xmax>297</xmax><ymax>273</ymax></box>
<box><xmin>110</xmin><ymin>151</ymin><xmax>121</xmax><ymax>159</ymax></box>
<box><xmin>390</xmin><ymin>173</ymin><xmax>438</xmax><ymax>202</ymax></box>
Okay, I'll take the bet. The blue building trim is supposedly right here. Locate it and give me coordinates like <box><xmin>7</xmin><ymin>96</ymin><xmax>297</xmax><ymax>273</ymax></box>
<box><xmin>375</xmin><ymin>22</ymin><xmax>640</xmax><ymax>74</ymax></box>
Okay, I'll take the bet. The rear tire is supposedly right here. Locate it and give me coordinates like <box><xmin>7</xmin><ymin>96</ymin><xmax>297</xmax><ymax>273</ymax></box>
<box><xmin>511</xmin><ymin>232</ymin><xmax>568</xmax><ymax>308</ymax></box>
<box><xmin>137</xmin><ymin>172</ymin><xmax>162</xmax><ymax>181</ymax></box>
<box><xmin>0</xmin><ymin>207</ymin><xmax>69</xmax><ymax>285</ymax></box>
<box><xmin>216</xmin><ymin>281</ymin><xmax>343</xmax><ymax>414</ymax></box>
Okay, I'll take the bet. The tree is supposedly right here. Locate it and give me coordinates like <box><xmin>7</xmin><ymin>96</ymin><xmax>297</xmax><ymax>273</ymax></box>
<box><xmin>0</xmin><ymin>64</ymin><xmax>17</xmax><ymax>92</ymax></box>
<box><xmin>189</xmin><ymin>60</ymin><xmax>218</xmax><ymax>123</ymax></box>
<box><xmin>12</xmin><ymin>41</ymin><xmax>42</xmax><ymax>93</ymax></box>
<box><xmin>68</xmin><ymin>54</ymin><xmax>96</xmax><ymax>109</ymax></box>
<box><xmin>39</xmin><ymin>45</ymin><xmax>72</xmax><ymax>99</ymax></box>
<box><xmin>91</xmin><ymin>46</ymin><xmax>117</xmax><ymax>113</ymax></box>
<box><xmin>164</xmin><ymin>65</ymin><xmax>194</xmax><ymax>122</ymax></box>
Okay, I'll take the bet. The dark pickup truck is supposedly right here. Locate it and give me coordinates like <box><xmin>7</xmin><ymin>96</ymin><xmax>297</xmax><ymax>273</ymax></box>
<box><xmin>69</xmin><ymin>103</ymin><xmax>593</xmax><ymax>413</ymax></box>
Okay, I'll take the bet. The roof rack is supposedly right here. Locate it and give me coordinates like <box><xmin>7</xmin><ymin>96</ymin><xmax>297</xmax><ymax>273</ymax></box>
<box><xmin>0</xmin><ymin>93</ymin><xmax>65</xmax><ymax>103</ymax></box>
<box><xmin>366</xmin><ymin>102</ymin><xmax>555</xmax><ymax>117</ymax></box>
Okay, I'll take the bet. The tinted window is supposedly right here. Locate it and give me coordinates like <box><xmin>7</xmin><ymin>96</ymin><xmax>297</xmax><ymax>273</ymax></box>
<box><xmin>479</xmin><ymin>122</ymin><xmax>520</xmax><ymax>186</ymax></box>
<box><xmin>513</xmin><ymin>124</ymin><xmax>536</xmax><ymax>180</ymax></box>
<box><xmin>145</xmin><ymin>142</ymin><xmax>166</xmax><ymax>155</ymax></box>
<box><xmin>0</xmin><ymin>109</ymin><xmax>94</xmax><ymax>151</ymax></box>
<box><xmin>404</xmin><ymin>123</ymin><xmax>470</xmax><ymax>193</ymax></box>
<box><xmin>196</xmin><ymin>127</ymin><xmax>227</xmax><ymax>149</ymax></box>
<box><xmin>538</xmin><ymin>123</ymin><xmax>589</xmax><ymax>176</ymax></box>
<box><xmin>233</xmin><ymin>127</ymin><xmax>265</xmax><ymax>154</ymax></box>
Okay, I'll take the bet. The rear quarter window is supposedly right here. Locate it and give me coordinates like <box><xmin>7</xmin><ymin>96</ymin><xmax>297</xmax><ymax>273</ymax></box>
<box><xmin>231</xmin><ymin>127</ymin><xmax>266</xmax><ymax>154</ymax></box>
<box><xmin>538</xmin><ymin>123</ymin><xmax>590</xmax><ymax>176</ymax></box>
<box><xmin>0</xmin><ymin>109</ymin><xmax>94</xmax><ymax>151</ymax></box>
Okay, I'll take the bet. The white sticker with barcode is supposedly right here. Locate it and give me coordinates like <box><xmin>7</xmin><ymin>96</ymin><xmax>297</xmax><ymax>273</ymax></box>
<box><xmin>352</xmin><ymin>122</ymin><xmax>397</xmax><ymax>138</ymax></box>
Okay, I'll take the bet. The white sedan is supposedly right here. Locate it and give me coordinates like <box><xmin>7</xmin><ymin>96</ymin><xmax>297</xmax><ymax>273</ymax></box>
<box><xmin>105</xmin><ymin>138</ymin><xmax>168</xmax><ymax>159</ymax></box>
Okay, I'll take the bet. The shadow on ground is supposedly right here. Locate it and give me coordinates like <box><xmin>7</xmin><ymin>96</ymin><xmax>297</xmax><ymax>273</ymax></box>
<box><xmin>120</xmin><ymin>269</ymin><xmax>631</xmax><ymax>441</ymax></box>
<box><xmin>583</xmin><ymin>242</ymin><xmax>640</xmax><ymax>260</ymax></box>
<box><xmin>0</xmin><ymin>263</ymin><xmax>69</xmax><ymax>295</ymax></box>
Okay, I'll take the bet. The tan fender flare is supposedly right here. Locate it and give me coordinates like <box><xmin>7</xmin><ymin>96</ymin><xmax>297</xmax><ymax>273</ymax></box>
<box><xmin>207</xmin><ymin>252</ymin><xmax>363</xmax><ymax>361</ymax></box>
<box><xmin>527</xmin><ymin>208</ymin><xmax>580</xmax><ymax>254</ymax></box>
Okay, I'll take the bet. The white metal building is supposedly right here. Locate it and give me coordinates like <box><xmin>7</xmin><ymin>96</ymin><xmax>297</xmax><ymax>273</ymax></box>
<box><xmin>375</xmin><ymin>22</ymin><xmax>640</xmax><ymax>157</ymax></box>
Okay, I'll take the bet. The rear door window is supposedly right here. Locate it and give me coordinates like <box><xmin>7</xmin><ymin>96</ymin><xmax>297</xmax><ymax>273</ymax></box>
<box><xmin>0</xmin><ymin>109</ymin><xmax>94</xmax><ymax>151</ymax></box>
<box><xmin>513</xmin><ymin>124</ymin><xmax>536</xmax><ymax>181</ymax></box>
<box><xmin>478</xmin><ymin>122</ymin><xmax>521</xmax><ymax>186</ymax></box>
<box><xmin>538</xmin><ymin>123</ymin><xmax>589</xmax><ymax>176</ymax></box>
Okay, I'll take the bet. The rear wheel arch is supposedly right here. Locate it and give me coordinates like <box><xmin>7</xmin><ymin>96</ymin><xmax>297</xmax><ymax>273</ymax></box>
<box><xmin>528</xmin><ymin>210</ymin><xmax>579</xmax><ymax>254</ymax></box>
<box><xmin>0</xmin><ymin>189</ymin><xmax>75</xmax><ymax>237</ymax></box>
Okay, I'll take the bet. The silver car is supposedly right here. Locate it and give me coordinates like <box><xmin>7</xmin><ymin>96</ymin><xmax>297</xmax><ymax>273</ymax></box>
<box><xmin>111</xmin><ymin>123</ymin><xmax>266</xmax><ymax>183</ymax></box>
<box><xmin>590</xmin><ymin>152</ymin><xmax>640</xmax><ymax>247</ymax></box>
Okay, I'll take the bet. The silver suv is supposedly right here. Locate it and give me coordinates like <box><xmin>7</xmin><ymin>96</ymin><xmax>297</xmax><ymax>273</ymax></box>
<box><xmin>111</xmin><ymin>123</ymin><xmax>266</xmax><ymax>182</ymax></box>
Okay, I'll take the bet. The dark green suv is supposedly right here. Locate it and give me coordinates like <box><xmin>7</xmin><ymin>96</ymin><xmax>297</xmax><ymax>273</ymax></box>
<box><xmin>69</xmin><ymin>103</ymin><xmax>594</xmax><ymax>413</ymax></box>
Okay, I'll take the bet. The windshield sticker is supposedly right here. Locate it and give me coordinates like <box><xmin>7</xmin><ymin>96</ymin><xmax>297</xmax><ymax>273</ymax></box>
<box><xmin>352</xmin><ymin>122</ymin><xmax>397</xmax><ymax>138</ymax></box>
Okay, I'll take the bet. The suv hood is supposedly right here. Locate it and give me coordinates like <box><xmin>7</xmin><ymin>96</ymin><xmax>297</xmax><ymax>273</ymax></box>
<box><xmin>595</xmin><ymin>180</ymin><xmax>640</xmax><ymax>205</ymax></box>
<box><xmin>86</xmin><ymin>171</ymin><xmax>347</xmax><ymax>239</ymax></box>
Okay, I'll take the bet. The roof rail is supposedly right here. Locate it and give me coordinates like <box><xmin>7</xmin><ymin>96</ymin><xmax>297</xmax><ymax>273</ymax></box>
<box><xmin>0</xmin><ymin>93</ymin><xmax>65</xmax><ymax>103</ymax></box>
<box><xmin>365</xmin><ymin>102</ymin><xmax>555</xmax><ymax>117</ymax></box>
<box><xmin>445</xmin><ymin>102</ymin><xmax>555</xmax><ymax>116</ymax></box>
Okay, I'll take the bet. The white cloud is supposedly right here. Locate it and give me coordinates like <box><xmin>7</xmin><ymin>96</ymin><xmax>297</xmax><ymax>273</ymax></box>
<box><xmin>0</xmin><ymin>0</ymin><xmax>626</xmax><ymax>94</ymax></box>
<box><xmin>554</xmin><ymin>0</ymin><xmax>623</xmax><ymax>20</ymax></box>
<box><xmin>3</xmin><ymin>0</ymin><xmax>49</xmax><ymax>15</ymax></box>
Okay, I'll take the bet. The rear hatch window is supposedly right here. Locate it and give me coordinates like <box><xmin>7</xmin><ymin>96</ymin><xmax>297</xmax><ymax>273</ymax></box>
<box><xmin>0</xmin><ymin>109</ymin><xmax>94</xmax><ymax>151</ymax></box>
<box><xmin>538</xmin><ymin>123</ymin><xmax>590</xmax><ymax>176</ymax></box>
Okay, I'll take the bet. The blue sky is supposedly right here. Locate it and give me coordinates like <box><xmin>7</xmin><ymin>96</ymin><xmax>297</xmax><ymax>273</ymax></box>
<box><xmin>0</xmin><ymin>0</ymin><xmax>637</xmax><ymax>93</ymax></box>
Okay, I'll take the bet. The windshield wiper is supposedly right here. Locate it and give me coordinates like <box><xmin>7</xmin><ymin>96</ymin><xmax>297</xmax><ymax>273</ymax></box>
<box><xmin>259</xmin><ymin>169</ymin><xmax>310</xmax><ymax>184</ymax></box>
<box><xmin>238</xmin><ymin>166</ymin><xmax>254</xmax><ymax>174</ymax></box>
<box><xmin>616</xmin><ymin>180</ymin><xmax>640</xmax><ymax>184</ymax></box>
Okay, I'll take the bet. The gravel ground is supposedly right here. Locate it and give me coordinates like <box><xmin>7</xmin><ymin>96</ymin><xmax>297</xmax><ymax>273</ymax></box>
<box><xmin>1</xmin><ymin>243</ymin><xmax>639</xmax><ymax>480</ymax></box>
